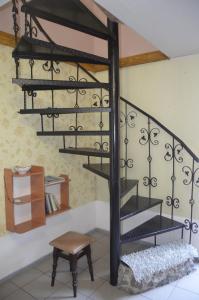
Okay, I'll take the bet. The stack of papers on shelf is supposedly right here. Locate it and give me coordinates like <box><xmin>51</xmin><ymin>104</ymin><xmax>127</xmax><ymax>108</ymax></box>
<box><xmin>45</xmin><ymin>175</ymin><xmax>65</xmax><ymax>185</ymax></box>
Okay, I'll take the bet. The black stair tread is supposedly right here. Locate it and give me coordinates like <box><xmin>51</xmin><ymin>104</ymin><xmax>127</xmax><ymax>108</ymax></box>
<box><xmin>83</xmin><ymin>163</ymin><xmax>110</xmax><ymax>179</ymax></box>
<box><xmin>13</xmin><ymin>36</ymin><xmax>110</xmax><ymax>65</ymax></box>
<box><xmin>20</xmin><ymin>107</ymin><xmax>111</xmax><ymax>114</ymax></box>
<box><xmin>37</xmin><ymin>130</ymin><xmax>110</xmax><ymax>136</ymax></box>
<box><xmin>13</xmin><ymin>78</ymin><xmax>109</xmax><ymax>91</ymax></box>
<box><xmin>82</xmin><ymin>163</ymin><xmax>138</xmax><ymax>197</ymax></box>
<box><xmin>121</xmin><ymin>215</ymin><xmax>185</xmax><ymax>244</ymax></box>
<box><xmin>59</xmin><ymin>147</ymin><xmax>110</xmax><ymax>158</ymax></box>
<box><xmin>120</xmin><ymin>179</ymin><xmax>138</xmax><ymax>198</ymax></box>
<box><xmin>120</xmin><ymin>196</ymin><xmax>163</xmax><ymax>221</ymax></box>
<box><xmin>21</xmin><ymin>0</ymin><xmax>112</xmax><ymax>40</ymax></box>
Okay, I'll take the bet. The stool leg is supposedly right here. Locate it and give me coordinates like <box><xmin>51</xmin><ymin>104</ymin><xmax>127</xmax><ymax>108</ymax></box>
<box><xmin>86</xmin><ymin>245</ymin><xmax>94</xmax><ymax>281</ymax></box>
<box><xmin>51</xmin><ymin>247</ymin><xmax>60</xmax><ymax>287</ymax></box>
<box><xmin>69</xmin><ymin>260</ymin><xmax>72</xmax><ymax>272</ymax></box>
<box><xmin>70</xmin><ymin>254</ymin><xmax>78</xmax><ymax>297</ymax></box>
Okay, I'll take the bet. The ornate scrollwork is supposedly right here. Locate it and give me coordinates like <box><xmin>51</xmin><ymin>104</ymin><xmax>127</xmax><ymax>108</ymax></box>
<box><xmin>25</xmin><ymin>18</ymin><xmax>38</xmax><ymax>38</ymax></box>
<box><xmin>98</xmin><ymin>121</ymin><xmax>104</xmax><ymax>129</ymax></box>
<box><xmin>182</xmin><ymin>166</ymin><xmax>192</xmax><ymax>185</ymax></box>
<box><xmin>69</xmin><ymin>125</ymin><xmax>83</xmax><ymax>131</ymax></box>
<box><xmin>67</xmin><ymin>75</ymin><xmax>87</xmax><ymax>95</ymax></box>
<box><xmin>143</xmin><ymin>176</ymin><xmax>157</xmax><ymax>187</ymax></box>
<box><xmin>120</xmin><ymin>159</ymin><xmax>133</xmax><ymax>168</ymax></box>
<box><xmin>175</xmin><ymin>144</ymin><xmax>184</xmax><ymax>162</ymax></box>
<box><xmin>12</xmin><ymin>0</ymin><xmax>19</xmax><ymax>42</ymax></box>
<box><xmin>139</xmin><ymin>127</ymin><xmax>160</xmax><ymax>146</ymax></box>
<box><xmin>164</xmin><ymin>143</ymin><xmax>172</xmax><ymax>161</ymax></box>
<box><xmin>184</xmin><ymin>219</ymin><xmax>198</xmax><ymax>234</ymax></box>
<box><xmin>120</xmin><ymin>110</ymin><xmax>137</xmax><ymax>128</ymax></box>
<box><xmin>139</xmin><ymin>128</ymin><xmax>149</xmax><ymax>145</ymax></box>
<box><xmin>27</xmin><ymin>91</ymin><xmax>37</xmax><ymax>98</ymax></box>
<box><xmin>182</xmin><ymin>166</ymin><xmax>199</xmax><ymax>187</ymax></box>
<box><xmin>164</xmin><ymin>143</ymin><xmax>183</xmax><ymax>163</ymax></box>
<box><xmin>166</xmin><ymin>196</ymin><xmax>180</xmax><ymax>208</ymax></box>
<box><xmin>120</xmin><ymin>112</ymin><xmax>126</xmax><ymax>128</ymax></box>
<box><xmin>127</xmin><ymin>111</ymin><xmax>137</xmax><ymax>128</ymax></box>
<box><xmin>92</xmin><ymin>94</ymin><xmax>109</xmax><ymax>108</ymax></box>
<box><xmin>94</xmin><ymin>141</ymin><xmax>109</xmax><ymax>152</ymax></box>
<box><xmin>42</xmin><ymin>61</ymin><xmax>60</xmax><ymax>74</ymax></box>
<box><xmin>46</xmin><ymin>113</ymin><xmax>59</xmax><ymax>119</ymax></box>
<box><xmin>150</xmin><ymin>128</ymin><xmax>160</xmax><ymax>145</ymax></box>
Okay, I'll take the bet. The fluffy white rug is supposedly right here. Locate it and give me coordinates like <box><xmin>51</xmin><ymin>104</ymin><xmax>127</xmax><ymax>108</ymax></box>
<box><xmin>121</xmin><ymin>241</ymin><xmax>198</xmax><ymax>283</ymax></box>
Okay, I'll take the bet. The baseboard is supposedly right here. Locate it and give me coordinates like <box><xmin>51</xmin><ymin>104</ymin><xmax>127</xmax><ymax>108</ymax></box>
<box><xmin>0</xmin><ymin>201</ymin><xmax>97</xmax><ymax>280</ymax></box>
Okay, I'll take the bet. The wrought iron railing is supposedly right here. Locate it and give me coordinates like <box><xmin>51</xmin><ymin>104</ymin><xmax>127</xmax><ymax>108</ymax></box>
<box><xmin>119</xmin><ymin>97</ymin><xmax>199</xmax><ymax>244</ymax></box>
<box><xmin>12</xmin><ymin>0</ymin><xmax>199</xmax><ymax>245</ymax></box>
<box><xmin>77</xmin><ymin>65</ymin><xmax>199</xmax><ymax>244</ymax></box>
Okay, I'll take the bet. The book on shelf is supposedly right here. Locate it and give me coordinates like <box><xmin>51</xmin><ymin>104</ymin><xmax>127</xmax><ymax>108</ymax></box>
<box><xmin>45</xmin><ymin>193</ymin><xmax>60</xmax><ymax>214</ymax></box>
<box><xmin>45</xmin><ymin>175</ymin><xmax>65</xmax><ymax>185</ymax></box>
<box><xmin>45</xmin><ymin>194</ymin><xmax>52</xmax><ymax>214</ymax></box>
<box><xmin>51</xmin><ymin>194</ymin><xmax>60</xmax><ymax>210</ymax></box>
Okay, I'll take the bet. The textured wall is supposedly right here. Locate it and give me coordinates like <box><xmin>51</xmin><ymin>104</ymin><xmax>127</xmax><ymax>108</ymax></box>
<box><xmin>0</xmin><ymin>44</ymin><xmax>98</xmax><ymax>235</ymax></box>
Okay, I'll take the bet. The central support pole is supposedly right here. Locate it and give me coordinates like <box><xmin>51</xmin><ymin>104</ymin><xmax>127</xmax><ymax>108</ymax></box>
<box><xmin>108</xmin><ymin>20</ymin><xmax>120</xmax><ymax>286</ymax></box>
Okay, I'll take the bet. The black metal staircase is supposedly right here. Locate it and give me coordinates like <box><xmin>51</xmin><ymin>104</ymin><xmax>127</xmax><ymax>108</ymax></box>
<box><xmin>13</xmin><ymin>78</ymin><xmax>109</xmax><ymax>91</ymax></box>
<box><xmin>12</xmin><ymin>0</ymin><xmax>199</xmax><ymax>287</ymax></box>
<box><xmin>13</xmin><ymin>36</ymin><xmax>111</xmax><ymax>65</ymax></box>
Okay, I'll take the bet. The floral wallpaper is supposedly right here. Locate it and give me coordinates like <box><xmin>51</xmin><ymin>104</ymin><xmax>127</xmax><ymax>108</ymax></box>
<box><xmin>0</xmin><ymin>44</ymin><xmax>103</xmax><ymax>235</ymax></box>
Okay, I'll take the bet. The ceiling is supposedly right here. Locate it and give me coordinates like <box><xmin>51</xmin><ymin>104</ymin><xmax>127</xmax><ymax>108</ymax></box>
<box><xmin>95</xmin><ymin>0</ymin><xmax>199</xmax><ymax>58</ymax></box>
<box><xmin>2</xmin><ymin>0</ymin><xmax>199</xmax><ymax>58</ymax></box>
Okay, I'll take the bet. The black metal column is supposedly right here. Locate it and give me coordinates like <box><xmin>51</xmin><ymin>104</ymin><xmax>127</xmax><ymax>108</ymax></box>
<box><xmin>108</xmin><ymin>20</ymin><xmax>120</xmax><ymax>286</ymax></box>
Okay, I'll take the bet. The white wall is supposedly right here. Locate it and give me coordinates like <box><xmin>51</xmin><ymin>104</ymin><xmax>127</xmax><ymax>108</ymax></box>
<box><xmin>120</xmin><ymin>53</ymin><xmax>199</xmax><ymax>156</ymax></box>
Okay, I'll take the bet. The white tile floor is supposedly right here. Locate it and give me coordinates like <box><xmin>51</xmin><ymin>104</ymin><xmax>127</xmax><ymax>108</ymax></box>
<box><xmin>1</xmin><ymin>229</ymin><xmax>199</xmax><ymax>300</ymax></box>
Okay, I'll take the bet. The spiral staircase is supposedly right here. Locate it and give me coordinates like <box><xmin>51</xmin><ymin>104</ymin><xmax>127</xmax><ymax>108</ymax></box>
<box><xmin>12</xmin><ymin>0</ymin><xmax>199</xmax><ymax>286</ymax></box>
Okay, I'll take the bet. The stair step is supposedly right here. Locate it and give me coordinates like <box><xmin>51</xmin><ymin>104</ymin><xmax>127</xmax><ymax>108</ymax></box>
<box><xmin>20</xmin><ymin>107</ymin><xmax>111</xmax><ymax>115</ymax></box>
<box><xmin>120</xmin><ymin>179</ymin><xmax>138</xmax><ymax>198</ymax></box>
<box><xmin>59</xmin><ymin>147</ymin><xmax>110</xmax><ymax>158</ymax></box>
<box><xmin>83</xmin><ymin>163</ymin><xmax>138</xmax><ymax>197</ymax></box>
<box><xmin>21</xmin><ymin>0</ymin><xmax>112</xmax><ymax>40</ymax></box>
<box><xmin>120</xmin><ymin>196</ymin><xmax>163</xmax><ymax>221</ymax></box>
<box><xmin>121</xmin><ymin>215</ymin><xmax>184</xmax><ymax>244</ymax></box>
<box><xmin>83</xmin><ymin>163</ymin><xmax>110</xmax><ymax>179</ymax></box>
<box><xmin>37</xmin><ymin>131</ymin><xmax>110</xmax><ymax>136</ymax></box>
<box><xmin>13</xmin><ymin>78</ymin><xmax>109</xmax><ymax>91</ymax></box>
<box><xmin>13</xmin><ymin>36</ymin><xmax>110</xmax><ymax>65</ymax></box>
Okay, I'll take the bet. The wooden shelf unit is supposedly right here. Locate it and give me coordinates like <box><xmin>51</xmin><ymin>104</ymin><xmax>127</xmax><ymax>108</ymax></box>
<box><xmin>4</xmin><ymin>166</ymin><xmax>45</xmax><ymax>234</ymax></box>
<box><xmin>45</xmin><ymin>174</ymin><xmax>70</xmax><ymax>217</ymax></box>
<box><xmin>4</xmin><ymin>167</ymin><xmax>70</xmax><ymax>233</ymax></box>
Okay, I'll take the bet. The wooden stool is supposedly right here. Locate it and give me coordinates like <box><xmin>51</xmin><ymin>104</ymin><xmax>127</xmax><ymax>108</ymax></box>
<box><xmin>49</xmin><ymin>231</ymin><xmax>94</xmax><ymax>297</ymax></box>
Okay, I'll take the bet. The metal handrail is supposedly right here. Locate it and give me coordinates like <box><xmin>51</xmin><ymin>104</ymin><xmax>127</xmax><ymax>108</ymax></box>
<box><xmin>120</xmin><ymin>96</ymin><xmax>199</xmax><ymax>162</ymax></box>
<box><xmin>78</xmin><ymin>63</ymin><xmax>199</xmax><ymax>163</ymax></box>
